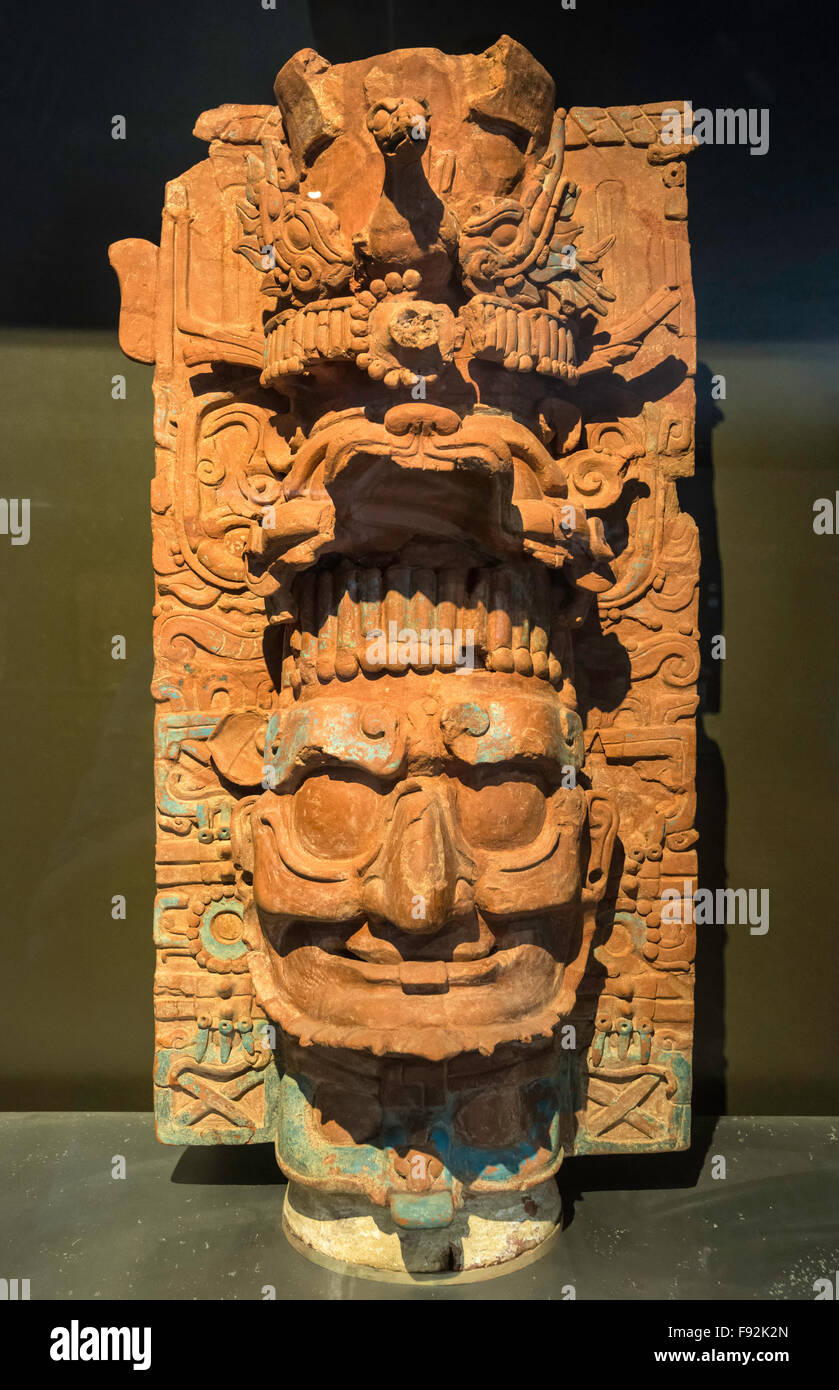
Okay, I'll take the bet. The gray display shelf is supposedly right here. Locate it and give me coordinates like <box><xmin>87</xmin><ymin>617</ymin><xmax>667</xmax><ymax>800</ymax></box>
<box><xmin>2</xmin><ymin>1113</ymin><xmax>837</xmax><ymax>1301</ymax></box>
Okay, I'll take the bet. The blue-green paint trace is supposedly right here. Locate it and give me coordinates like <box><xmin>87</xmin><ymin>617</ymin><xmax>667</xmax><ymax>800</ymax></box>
<box><xmin>264</xmin><ymin>705</ymin><xmax>405</xmax><ymax>785</ymax></box>
<box><xmin>153</xmin><ymin>893</ymin><xmax>186</xmax><ymax>949</ymax></box>
<box><xmin>276</xmin><ymin>1071</ymin><xmax>565</xmax><ymax>1226</ymax></box>
<box><xmin>469</xmin><ymin>701</ymin><xmax>582</xmax><ymax>769</ymax></box>
<box><xmin>199</xmin><ymin>898</ymin><xmax>246</xmax><ymax>960</ymax></box>
<box><xmin>154</xmin><ymin>1025</ymin><xmax>281</xmax><ymax>1146</ymax></box>
<box><xmin>155</xmin><ymin>711</ymin><xmax>222</xmax><ymax>762</ymax></box>
<box><xmin>562</xmin><ymin>1046</ymin><xmax>692</xmax><ymax>1155</ymax></box>
<box><xmin>391</xmin><ymin>1192</ymin><xmax>455</xmax><ymax>1229</ymax></box>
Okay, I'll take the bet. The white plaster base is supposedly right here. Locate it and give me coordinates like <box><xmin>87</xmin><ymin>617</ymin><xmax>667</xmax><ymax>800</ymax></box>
<box><xmin>282</xmin><ymin>1179</ymin><xmax>561</xmax><ymax>1278</ymax></box>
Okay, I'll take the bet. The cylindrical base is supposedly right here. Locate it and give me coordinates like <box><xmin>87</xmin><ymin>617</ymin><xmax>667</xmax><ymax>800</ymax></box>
<box><xmin>282</xmin><ymin>1179</ymin><xmax>561</xmax><ymax>1280</ymax></box>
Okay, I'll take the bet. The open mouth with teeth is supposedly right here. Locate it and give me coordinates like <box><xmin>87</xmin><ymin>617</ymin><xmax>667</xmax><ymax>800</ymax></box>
<box><xmin>267</xmin><ymin>917</ymin><xmax>560</xmax><ymax>987</ymax></box>
<box><xmin>249</xmin><ymin>914</ymin><xmax>581</xmax><ymax>1060</ymax></box>
<box><xmin>272</xmin><ymin>921</ymin><xmax>508</xmax><ymax>991</ymax></box>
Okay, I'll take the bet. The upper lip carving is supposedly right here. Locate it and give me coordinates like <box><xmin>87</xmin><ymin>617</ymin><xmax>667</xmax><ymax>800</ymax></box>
<box><xmin>266</xmin><ymin>916</ymin><xmax>558</xmax><ymax>990</ymax></box>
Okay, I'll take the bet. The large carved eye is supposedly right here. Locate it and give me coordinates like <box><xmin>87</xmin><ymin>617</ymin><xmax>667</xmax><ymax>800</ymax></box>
<box><xmin>455</xmin><ymin>771</ymin><xmax>547</xmax><ymax>849</ymax></box>
<box><xmin>490</xmin><ymin>219</ymin><xmax>519</xmax><ymax>248</ymax></box>
<box><xmin>293</xmin><ymin>770</ymin><xmax>382</xmax><ymax>860</ymax></box>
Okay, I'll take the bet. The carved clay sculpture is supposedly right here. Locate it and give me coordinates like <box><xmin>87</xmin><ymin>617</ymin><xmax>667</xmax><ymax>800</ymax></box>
<box><xmin>111</xmin><ymin>35</ymin><xmax>697</xmax><ymax>1275</ymax></box>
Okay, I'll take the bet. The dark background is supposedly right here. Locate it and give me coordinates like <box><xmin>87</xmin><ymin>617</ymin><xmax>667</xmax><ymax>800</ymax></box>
<box><xmin>0</xmin><ymin>0</ymin><xmax>836</xmax><ymax>1115</ymax></box>
<box><xmin>4</xmin><ymin>0</ymin><xmax>837</xmax><ymax>340</ymax></box>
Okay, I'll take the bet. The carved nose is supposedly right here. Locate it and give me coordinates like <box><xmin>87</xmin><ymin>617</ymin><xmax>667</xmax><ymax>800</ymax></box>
<box><xmin>364</xmin><ymin>784</ymin><xmax>468</xmax><ymax>934</ymax></box>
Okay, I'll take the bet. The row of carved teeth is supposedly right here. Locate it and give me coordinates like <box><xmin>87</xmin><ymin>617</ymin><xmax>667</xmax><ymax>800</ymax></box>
<box><xmin>262</xmin><ymin>278</ymin><xmax>579</xmax><ymax>386</ymax></box>
<box><xmin>281</xmin><ymin>564</ymin><xmax>575</xmax><ymax>691</ymax></box>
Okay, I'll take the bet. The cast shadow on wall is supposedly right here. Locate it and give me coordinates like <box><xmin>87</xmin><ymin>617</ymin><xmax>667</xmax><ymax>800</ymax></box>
<box><xmin>682</xmin><ymin>362</ymin><xmax>727</xmax><ymax>1123</ymax></box>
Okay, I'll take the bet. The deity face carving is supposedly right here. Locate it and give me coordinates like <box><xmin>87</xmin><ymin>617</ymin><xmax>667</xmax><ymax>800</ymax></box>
<box><xmin>366</xmin><ymin>97</ymin><xmax>431</xmax><ymax>165</ymax></box>
<box><xmin>238</xmin><ymin>671</ymin><xmax>617</xmax><ymax>1060</ymax></box>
